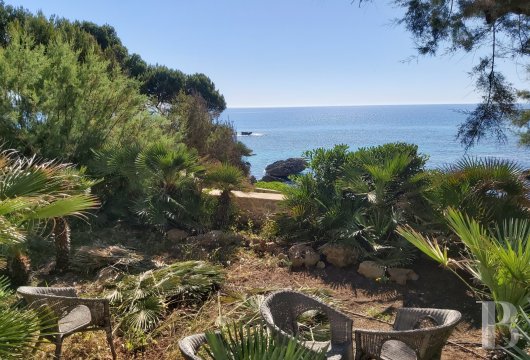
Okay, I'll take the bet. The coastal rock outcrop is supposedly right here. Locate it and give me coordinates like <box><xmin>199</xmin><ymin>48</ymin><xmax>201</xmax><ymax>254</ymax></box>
<box><xmin>262</xmin><ymin>158</ymin><xmax>307</xmax><ymax>181</ymax></box>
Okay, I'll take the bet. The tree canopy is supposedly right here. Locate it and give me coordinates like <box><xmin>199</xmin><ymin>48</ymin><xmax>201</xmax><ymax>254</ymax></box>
<box><xmin>0</xmin><ymin>1</ymin><xmax>226</xmax><ymax>115</ymax></box>
<box><xmin>359</xmin><ymin>0</ymin><xmax>530</xmax><ymax>147</ymax></box>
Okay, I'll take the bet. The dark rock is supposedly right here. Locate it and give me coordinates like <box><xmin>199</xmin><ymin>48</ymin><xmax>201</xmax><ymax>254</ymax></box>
<box><xmin>264</xmin><ymin>158</ymin><xmax>307</xmax><ymax>179</ymax></box>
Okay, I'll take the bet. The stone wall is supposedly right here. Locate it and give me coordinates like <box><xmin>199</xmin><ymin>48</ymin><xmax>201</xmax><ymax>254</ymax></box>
<box><xmin>208</xmin><ymin>190</ymin><xmax>284</xmax><ymax>222</ymax></box>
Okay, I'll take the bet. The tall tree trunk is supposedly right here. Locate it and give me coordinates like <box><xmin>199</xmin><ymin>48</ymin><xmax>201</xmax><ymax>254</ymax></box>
<box><xmin>8</xmin><ymin>249</ymin><xmax>30</xmax><ymax>286</ymax></box>
<box><xmin>215</xmin><ymin>190</ymin><xmax>231</xmax><ymax>229</ymax></box>
<box><xmin>54</xmin><ymin>218</ymin><xmax>71</xmax><ymax>272</ymax></box>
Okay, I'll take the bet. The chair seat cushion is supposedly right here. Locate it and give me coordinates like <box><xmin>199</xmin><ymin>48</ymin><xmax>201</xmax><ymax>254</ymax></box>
<box><xmin>304</xmin><ymin>340</ymin><xmax>352</xmax><ymax>360</ymax></box>
<box><xmin>380</xmin><ymin>340</ymin><xmax>417</xmax><ymax>360</ymax></box>
<box><xmin>58</xmin><ymin>305</ymin><xmax>92</xmax><ymax>334</ymax></box>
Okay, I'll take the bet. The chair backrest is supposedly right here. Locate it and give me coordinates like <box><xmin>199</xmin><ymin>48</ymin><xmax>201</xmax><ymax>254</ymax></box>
<box><xmin>261</xmin><ymin>290</ymin><xmax>312</xmax><ymax>336</ymax></box>
<box><xmin>260</xmin><ymin>289</ymin><xmax>352</xmax><ymax>345</ymax></box>
<box><xmin>17</xmin><ymin>286</ymin><xmax>77</xmax><ymax>301</ymax></box>
<box><xmin>392</xmin><ymin>308</ymin><xmax>462</xmax><ymax>359</ymax></box>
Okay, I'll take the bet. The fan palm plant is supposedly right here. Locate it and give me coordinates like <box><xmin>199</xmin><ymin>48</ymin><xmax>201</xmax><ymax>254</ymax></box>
<box><xmin>505</xmin><ymin>308</ymin><xmax>530</xmax><ymax>359</ymax></box>
<box><xmin>0</xmin><ymin>150</ymin><xmax>99</xmax><ymax>280</ymax></box>
<box><xmin>340</xmin><ymin>150</ymin><xmax>426</xmax><ymax>266</ymax></box>
<box><xmin>398</xmin><ymin>208</ymin><xmax>530</xmax><ymax>321</ymax></box>
<box><xmin>107</xmin><ymin>260</ymin><xmax>223</xmax><ymax>349</ymax></box>
<box><xmin>204</xmin><ymin>163</ymin><xmax>244</xmax><ymax>229</ymax></box>
<box><xmin>0</xmin><ymin>276</ymin><xmax>53</xmax><ymax>359</ymax></box>
<box><xmin>424</xmin><ymin>157</ymin><xmax>530</xmax><ymax>226</ymax></box>
<box><xmin>93</xmin><ymin>142</ymin><xmax>205</xmax><ymax>231</ymax></box>
<box><xmin>204</xmin><ymin>323</ymin><xmax>326</xmax><ymax>360</ymax></box>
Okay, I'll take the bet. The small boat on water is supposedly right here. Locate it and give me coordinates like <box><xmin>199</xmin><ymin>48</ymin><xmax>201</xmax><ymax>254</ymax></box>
<box><xmin>241</xmin><ymin>131</ymin><xmax>253</xmax><ymax>136</ymax></box>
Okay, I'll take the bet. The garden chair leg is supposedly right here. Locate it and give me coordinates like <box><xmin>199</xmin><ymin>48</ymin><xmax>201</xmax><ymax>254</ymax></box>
<box><xmin>106</xmin><ymin>327</ymin><xmax>117</xmax><ymax>360</ymax></box>
<box><xmin>54</xmin><ymin>336</ymin><xmax>63</xmax><ymax>359</ymax></box>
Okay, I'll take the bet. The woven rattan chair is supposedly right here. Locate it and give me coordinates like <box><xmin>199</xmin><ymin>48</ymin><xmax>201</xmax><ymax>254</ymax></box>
<box><xmin>354</xmin><ymin>307</ymin><xmax>461</xmax><ymax>360</ymax></box>
<box><xmin>260</xmin><ymin>290</ymin><xmax>353</xmax><ymax>360</ymax></box>
<box><xmin>17</xmin><ymin>286</ymin><xmax>116</xmax><ymax>360</ymax></box>
<box><xmin>179</xmin><ymin>332</ymin><xmax>209</xmax><ymax>360</ymax></box>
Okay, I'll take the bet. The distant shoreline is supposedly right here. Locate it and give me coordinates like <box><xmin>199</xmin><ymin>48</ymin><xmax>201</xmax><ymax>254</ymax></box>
<box><xmin>226</xmin><ymin>103</ymin><xmax>482</xmax><ymax>110</ymax></box>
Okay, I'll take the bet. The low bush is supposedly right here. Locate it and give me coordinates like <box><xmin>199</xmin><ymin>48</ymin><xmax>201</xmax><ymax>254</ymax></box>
<box><xmin>281</xmin><ymin>143</ymin><xmax>426</xmax><ymax>266</ymax></box>
<box><xmin>107</xmin><ymin>260</ymin><xmax>223</xmax><ymax>350</ymax></box>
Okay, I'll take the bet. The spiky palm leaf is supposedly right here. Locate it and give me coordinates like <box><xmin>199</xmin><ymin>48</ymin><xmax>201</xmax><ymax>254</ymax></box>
<box><xmin>0</xmin><ymin>149</ymin><xmax>99</xmax><ymax>274</ymax></box>
<box><xmin>504</xmin><ymin>308</ymin><xmax>530</xmax><ymax>359</ymax></box>
<box><xmin>204</xmin><ymin>323</ymin><xmax>326</xmax><ymax>360</ymax></box>
<box><xmin>108</xmin><ymin>260</ymin><xmax>223</xmax><ymax>341</ymax></box>
<box><xmin>0</xmin><ymin>276</ymin><xmax>52</xmax><ymax>359</ymax></box>
<box><xmin>425</xmin><ymin>157</ymin><xmax>530</xmax><ymax>225</ymax></box>
<box><xmin>398</xmin><ymin>208</ymin><xmax>530</xmax><ymax>319</ymax></box>
<box><xmin>205</xmin><ymin>163</ymin><xmax>244</xmax><ymax>192</ymax></box>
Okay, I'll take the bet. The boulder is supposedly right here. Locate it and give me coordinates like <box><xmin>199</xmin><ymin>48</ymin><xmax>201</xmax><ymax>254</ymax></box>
<box><xmin>387</xmin><ymin>268</ymin><xmax>419</xmax><ymax>285</ymax></box>
<box><xmin>316</xmin><ymin>261</ymin><xmax>326</xmax><ymax>269</ymax></box>
<box><xmin>288</xmin><ymin>244</ymin><xmax>320</xmax><ymax>268</ymax></box>
<box><xmin>167</xmin><ymin>229</ymin><xmax>188</xmax><ymax>242</ymax></box>
<box><xmin>264</xmin><ymin>158</ymin><xmax>307</xmax><ymax>179</ymax></box>
<box><xmin>357</xmin><ymin>261</ymin><xmax>385</xmax><ymax>279</ymax></box>
<box><xmin>320</xmin><ymin>243</ymin><xmax>359</xmax><ymax>268</ymax></box>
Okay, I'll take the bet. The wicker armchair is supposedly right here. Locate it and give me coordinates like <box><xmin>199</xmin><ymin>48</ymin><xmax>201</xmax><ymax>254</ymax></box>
<box><xmin>260</xmin><ymin>290</ymin><xmax>353</xmax><ymax>360</ymax></box>
<box><xmin>354</xmin><ymin>308</ymin><xmax>461</xmax><ymax>360</ymax></box>
<box><xmin>17</xmin><ymin>286</ymin><xmax>116</xmax><ymax>360</ymax></box>
<box><xmin>179</xmin><ymin>332</ymin><xmax>209</xmax><ymax>360</ymax></box>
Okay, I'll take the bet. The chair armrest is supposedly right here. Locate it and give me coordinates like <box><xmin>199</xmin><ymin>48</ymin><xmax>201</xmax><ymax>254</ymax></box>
<box><xmin>179</xmin><ymin>333</ymin><xmax>208</xmax><ymax>360</ymax></box>
<box><xmin>354</xmin><ymin>328</ymin><xmax>420</xmax><ymax>359</ymax></box>
<box><xmin>294</xmin><ymin>296</ymin><xmax>353</xmax><ymax>345</ymax></box>
<box><xmin>324</xmin><ymin>306</ymin><xmax>353</xmax><ymax>345</ymax></box>
<box><xmin>72</xmin><ymin>297</ymin><xmax>111</xmax><ymax>328</ymax></box>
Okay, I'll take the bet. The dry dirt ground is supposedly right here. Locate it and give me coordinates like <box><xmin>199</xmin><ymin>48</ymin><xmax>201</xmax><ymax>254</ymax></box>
<box><xmin>34</xmin><ymin>249</ymin><xmax>486</xmax><ymax>360</ymax></box>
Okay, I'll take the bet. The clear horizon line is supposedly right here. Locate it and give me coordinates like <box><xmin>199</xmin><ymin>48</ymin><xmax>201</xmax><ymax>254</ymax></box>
<box><xmin>226</xmin><ymin>102</ymin><xmax>479</xmax><ymax>109</ymax></box>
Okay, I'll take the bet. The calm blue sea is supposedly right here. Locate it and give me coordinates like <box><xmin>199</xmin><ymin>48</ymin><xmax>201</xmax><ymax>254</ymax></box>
<box><xmin>221</xmin><ymin>104</ymin><xmax>529</xmax><ymax>179</ymax></box>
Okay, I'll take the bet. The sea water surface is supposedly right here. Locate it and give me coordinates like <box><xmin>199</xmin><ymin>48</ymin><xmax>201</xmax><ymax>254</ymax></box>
<box><xmin>221</xmin><ymin>104</ymin><xmax>529</xmax><ymax>179</ymax></box>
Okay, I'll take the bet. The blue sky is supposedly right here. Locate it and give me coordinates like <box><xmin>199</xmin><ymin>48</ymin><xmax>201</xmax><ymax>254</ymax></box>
<box><xmin>5</xmin><ymin>0</ymin><xmax>529</xmax><ymax>107</ymax></box>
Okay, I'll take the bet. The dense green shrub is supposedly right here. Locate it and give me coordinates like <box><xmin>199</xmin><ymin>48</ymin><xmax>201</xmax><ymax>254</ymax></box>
<box><xmin>0</xmin><ymin>26</ymin><xmax>149</xmax><ymax>165</ymax></box>
<box><xmin>93</xmin><ymin>141</ymin><xmax>208</xmax><ymax>231</ymax></box>
<box><xmin>282</xmin><ymin>143</ymin><xmax>426</xmax><ymax>266</ymax></box>
<box><xmin>171</xmin><ymin>93</ymin><xmax>252</xmax><ymax>173</ymax></box>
